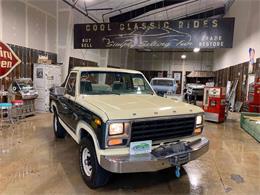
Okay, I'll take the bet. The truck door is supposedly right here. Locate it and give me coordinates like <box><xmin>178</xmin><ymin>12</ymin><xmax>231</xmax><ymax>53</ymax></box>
<box><xmin>58</xmin><ymin>72</ymin><xmax>77</xmax><ymax>131</ymax></box>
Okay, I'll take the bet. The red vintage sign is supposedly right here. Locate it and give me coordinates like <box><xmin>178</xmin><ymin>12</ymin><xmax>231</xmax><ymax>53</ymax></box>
<box><xmin>0</xmin><ymin>41</ymin><xmax>21</xmax><ymax>79</ymax></box>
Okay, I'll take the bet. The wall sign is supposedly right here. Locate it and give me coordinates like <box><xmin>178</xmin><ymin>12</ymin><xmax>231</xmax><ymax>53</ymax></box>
<box><xmin>74</xmin><ymin>18</ymin><xmax>235</xmax><ymax>49</ymax></box>
<box><xmin>174</xmin><ymin>73</ymin><xmax>181</xmax><ymax>81</ymax></box>
<box><xmin>248</xmin><ymin>48</ymin><xmax>255</xmax><ymax>74</ymax></box>
<box><xmin>0</xmin><ymin>41</ymin><xmax>21</xmax><ymax>79</ymax></box>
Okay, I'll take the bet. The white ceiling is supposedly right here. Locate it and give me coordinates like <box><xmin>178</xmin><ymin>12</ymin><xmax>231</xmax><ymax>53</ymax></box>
<box><xmin>20</xmin><ymin>0</ymin><xmax>228</xmax><ymax>22</ymax></box>
<box><xmin>131</xmin><ymin>0</ymin><xmax>225</xmax><ymax>21</ymax></box>
<box><xmin>66</xmin><ymin>0</ymin><xmax>226</xmax><ymax>22</ymax></box>
<box><xmin>72</xmin><ymin>0</ymin><xmax>160</xmax><ymax>22</ymax></box>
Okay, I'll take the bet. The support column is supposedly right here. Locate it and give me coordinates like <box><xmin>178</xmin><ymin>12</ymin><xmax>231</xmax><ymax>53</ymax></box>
<box><xmin>181</xmin><ymin>59</ymin><xmax>186</xmax><ymax>95</ymax></box>
<box><xmin>99</xmin><ymin>49</ymin><xmax>109</xmax><ymax>67</ymax></box>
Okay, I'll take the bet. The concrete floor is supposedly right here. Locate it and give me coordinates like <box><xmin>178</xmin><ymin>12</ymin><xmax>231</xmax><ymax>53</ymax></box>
<box><xmin>0</xmin><ymin>113</ymin><xmax>259</xmax><ymax>195</ymax></box>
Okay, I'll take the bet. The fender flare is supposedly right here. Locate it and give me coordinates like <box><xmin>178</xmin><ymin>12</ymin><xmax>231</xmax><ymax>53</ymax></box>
<box><xmin>50</xmin><ymin>101</ymin><xmax>58</xmax><ymax>114</ymax></box>
<box><xmin>51</xmin><ymin>101</ymin><xmax>102</xmax><ymax>162</ymax></box>
<box><xmin>76</xmin><ymin>121</ymin><xmax>102</xmax><ymax>162</ymax></box>
<box><xmin>51</xmin><ymin>101</ymin><xmax>100</xmax><ymax>150</ymax></box>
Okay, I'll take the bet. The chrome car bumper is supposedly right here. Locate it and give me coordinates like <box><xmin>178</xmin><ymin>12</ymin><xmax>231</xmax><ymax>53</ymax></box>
<box><xmin>100</xmin><ymin>137</ymin><xmax>209</xmax><ymax>173</ymax></box>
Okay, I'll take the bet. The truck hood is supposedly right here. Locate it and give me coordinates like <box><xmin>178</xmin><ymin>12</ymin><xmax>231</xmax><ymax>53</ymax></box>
<box><xmin>78</xmin><ymin>95</ymin><xmax>203</xmax><ymax>120</ymax></box>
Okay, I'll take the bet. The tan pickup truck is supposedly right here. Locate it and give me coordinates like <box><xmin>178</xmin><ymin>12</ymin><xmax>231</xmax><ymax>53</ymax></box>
<box><xmin>50</xmin><ymin>67</ymin><xmax>209</xmax><ymax>188</ymax></box>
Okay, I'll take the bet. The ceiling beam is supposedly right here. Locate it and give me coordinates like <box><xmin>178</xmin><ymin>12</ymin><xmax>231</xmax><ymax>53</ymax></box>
<box><xmin>62</xmin><ymin>0</ymin><xmax>98</xmax><ymax>23</ymax></box>
<box><xmin>109</xmin><ymin>0</ymin><xmax>189</xmax><ymax>22</ymax></box>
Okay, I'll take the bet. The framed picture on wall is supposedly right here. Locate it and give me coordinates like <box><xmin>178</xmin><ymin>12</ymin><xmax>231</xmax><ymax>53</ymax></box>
<box><xmin>172</xmin><ymin>71</ymin><xmax>182</xmax><ymax>94</ymax></box>
<box><xmin>157</xmin><ymin>72</ymin><xmax>163</xmax><ymax>78</ymax></box>
<box><xmin>36</xmin><ymin>68</ymin><xmax>43</xmax><ymax>79</ymax></box>
<box><xmin>248</xmin><ymin>48</ymin><xmax>256</xmax><ymax>74</ymax></box>
<box><xmin>174</xmin><ymin>73</ymin><xmax>181</xmax><ymax>81</ymax></box>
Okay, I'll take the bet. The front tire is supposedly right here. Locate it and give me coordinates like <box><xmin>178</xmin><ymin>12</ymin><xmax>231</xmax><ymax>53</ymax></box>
<box><xmin>53</xmin><ymin>112</ymin><xmax>66</xmax><ymax>138</ymax></box>
<box><xmin>79</xmin><ymin>137</ymin><xmax>110</xmax><ymax>188</ymax></box>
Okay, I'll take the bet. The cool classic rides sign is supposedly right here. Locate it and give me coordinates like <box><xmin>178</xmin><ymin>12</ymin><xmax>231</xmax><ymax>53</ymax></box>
<box><xmin>0</xmin><ymin>41</ymin><xmax>21</xmax><ymax>79</ymax></box>
<box><xmin>74</xmin><ymin>18</ymin><xmax>235</xmax><ymax>49</ymax></box>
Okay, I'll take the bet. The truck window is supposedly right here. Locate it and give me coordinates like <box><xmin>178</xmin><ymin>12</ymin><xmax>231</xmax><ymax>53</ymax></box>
<box><xmin>151</xmin><ymin>80</ymin><xmax>158</xmax><ymax>85</ymax></box>
<box><xmin>133</xmin><ymin>77</ymin><xmax>145</xmax><ymax>90</ymax></box>
<box><xmin>80</xmin><ymin>71</ymin><xmax>154</xmax><ymax>95</ymax></box>
<box><xmin>65</xmin><ymin>72</ymin><xmax>77</xmax><ymax>96</ymax></box>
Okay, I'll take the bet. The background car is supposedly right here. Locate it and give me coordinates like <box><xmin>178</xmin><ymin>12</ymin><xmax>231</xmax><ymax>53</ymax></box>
<box><xmin>150</xmin><ymin>77</ymin><xmax>178</xmax><ymax>96</ymax></box>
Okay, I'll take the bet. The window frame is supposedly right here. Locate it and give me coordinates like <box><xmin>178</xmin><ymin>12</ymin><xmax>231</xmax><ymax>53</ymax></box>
<box><xmin>65</xmin><ymin>72</ymin><xmax>77</xmax><ymax>97</ymax></box>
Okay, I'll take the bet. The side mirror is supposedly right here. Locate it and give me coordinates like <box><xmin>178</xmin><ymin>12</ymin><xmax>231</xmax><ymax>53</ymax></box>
<box><xmin>51</xmin><ymin>86</ymin><xmax>65</xmax><ymax>96</ymax></box>
<box><xmin>66</xmin><ymin>88</ymin><xmax>74</xmax><ymax>95</ymax></box>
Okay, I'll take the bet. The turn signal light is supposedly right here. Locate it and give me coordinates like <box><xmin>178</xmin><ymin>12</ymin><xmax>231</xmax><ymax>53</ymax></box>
<box><xmin>94</xmin><ymin>119</ymin><xmax>102</xmax><ymax>126</ymax></box>
<box><xmin>194</xmin><ymin>128</ymin><xmax>202</xmax><ymax>135</ymax></box>
<box><xmin>108</xmin><ymin>139</ymin><xmax>123</xmax><ymax>146</ymax></box>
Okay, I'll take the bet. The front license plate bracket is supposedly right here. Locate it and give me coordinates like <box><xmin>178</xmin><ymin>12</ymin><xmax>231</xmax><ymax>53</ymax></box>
<box><xmin>152</xmin><ymin>142</ymin><xmax>191</xmax><ymax>158</ymax></box>
<box><xmin>168</xmin><ymin>153</ymin><xmax>191</xmax><ymax>165</ymax></box>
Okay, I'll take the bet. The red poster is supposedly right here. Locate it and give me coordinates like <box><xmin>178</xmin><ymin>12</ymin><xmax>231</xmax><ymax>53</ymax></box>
<box><xmin>0</xmin><ymin>41</ymin><xmax>21</xmax><ymax>79</ymax></box>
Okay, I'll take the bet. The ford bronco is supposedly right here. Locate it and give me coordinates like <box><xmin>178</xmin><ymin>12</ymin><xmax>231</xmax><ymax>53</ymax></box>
<box><xmin>50</xmin><ymin>67</ymin><xmax>209</xmax><ymax>188</ymax></box>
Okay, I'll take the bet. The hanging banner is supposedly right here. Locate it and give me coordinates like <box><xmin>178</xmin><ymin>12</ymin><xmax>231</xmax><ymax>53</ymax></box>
<box><xmin>74</xmin><ymin>18</ymin><xmax>235</xmax><ymax>49</ymax></box>
<box><xmin>0</xmin><ymin>41</ymin><xmax>21</xmax><ymax>79</ymax></box>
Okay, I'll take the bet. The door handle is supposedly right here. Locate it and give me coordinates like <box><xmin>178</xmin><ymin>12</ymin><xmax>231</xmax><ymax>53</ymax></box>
<box><xmin>73</xmin><ymin>113</ymin><xmax>78</xmax><ymax>120</ymax></box>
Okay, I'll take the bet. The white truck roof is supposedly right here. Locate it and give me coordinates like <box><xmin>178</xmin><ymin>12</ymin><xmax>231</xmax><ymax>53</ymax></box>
<box><xmin>72</xmin><ymin>67</ymin><xmax>141</xmax><ymax>74</ymax></box>
<box><xmin>151</xmin><ymin>77</ymin><xmax>175</xmax><ymax>81</ymax></box>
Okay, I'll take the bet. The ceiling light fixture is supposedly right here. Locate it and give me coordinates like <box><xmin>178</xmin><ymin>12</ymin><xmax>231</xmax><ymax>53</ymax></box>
<box><xmin>193</xmin><ymin>48</ymin><xmax>200</xmax><ymax>53</ymax></box>
<box><xmin>181</xmin><ymin>54</ymin><xmax>187</xmax><ymax>59</ymax></box>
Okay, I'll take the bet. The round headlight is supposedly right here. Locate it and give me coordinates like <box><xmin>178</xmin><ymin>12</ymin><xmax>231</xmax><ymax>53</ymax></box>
<box><xmin>109</xmin><ymin>123</ymin><xmax>124</xmax><ymax>135</ymax></box>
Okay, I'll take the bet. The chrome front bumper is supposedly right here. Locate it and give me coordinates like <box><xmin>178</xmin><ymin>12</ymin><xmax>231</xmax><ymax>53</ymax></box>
<box><xmin>100</xmin><ymin>137</ymin><xmax>209</xmax><ymax>173</ymax></box>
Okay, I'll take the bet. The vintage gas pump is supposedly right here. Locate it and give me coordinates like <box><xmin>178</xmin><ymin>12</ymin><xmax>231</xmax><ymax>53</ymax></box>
<box><xmin>203</xmin><ymin>87</ymin><xmax>226</xmax><ymax>122</ymax></box>
<box><xmin>249</xmin><ymin>78</ymin><xmax>260</xmax><ymax>113</ymax></box>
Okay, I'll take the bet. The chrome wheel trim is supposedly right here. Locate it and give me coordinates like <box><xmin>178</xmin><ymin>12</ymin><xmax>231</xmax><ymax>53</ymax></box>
<box><xmin>82</xmin><ymin>147</ymin><xmax>92</xmax><ymax>177</ymax></box>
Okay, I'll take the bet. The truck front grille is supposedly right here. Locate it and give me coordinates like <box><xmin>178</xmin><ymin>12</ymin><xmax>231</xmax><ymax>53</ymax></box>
<box><xmin>131</xmin><ymin>116</ymin><xmax>195</xmax><ymax>142</ymax></box>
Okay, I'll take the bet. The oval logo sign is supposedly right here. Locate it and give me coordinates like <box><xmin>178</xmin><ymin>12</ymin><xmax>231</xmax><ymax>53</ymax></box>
<box><xmin>0</xmin><ymin>41</ymin><xmax>21</xmax><ymax>79</ymax></box>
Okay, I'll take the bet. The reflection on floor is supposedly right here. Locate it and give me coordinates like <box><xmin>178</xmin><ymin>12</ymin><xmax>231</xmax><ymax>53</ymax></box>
<box><xmin>0</xmin><ymin>112</ymin><xmax>259</xmax><ymax>194</ymax></box>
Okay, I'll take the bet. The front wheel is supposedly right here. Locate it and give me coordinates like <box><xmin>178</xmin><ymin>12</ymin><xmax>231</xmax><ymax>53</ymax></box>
<box><xmin>79</xmin><ymin>137</ymin><xmax>110</xmax><ymax>188</ymax></box>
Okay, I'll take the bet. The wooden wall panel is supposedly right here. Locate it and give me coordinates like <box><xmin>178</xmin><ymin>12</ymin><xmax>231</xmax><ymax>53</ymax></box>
<box><xmin>256</xmin><ymin>58</ymin><xmax>260</xmax><ymax>78</ymax></box>
<box><xmin>0</xmin><ymin>44</ymin><xmax>57</xmax><ymax>90</ymax></box>
<box><xmin>107</xmin><ymin>65</ymin><xmax>120</xmax><ymax>68</ymax></box>
<box><xmin>68</xmin><ymin>57</ymin><xmax>98</xmax><ymax>72</ymax></box>
<box><xmin>215</xmin><ymin>68</ymin><xmax>230</xmax><ymax>87</ymax></box>
<box><xmin>241</xmin><ymin>62</ymin><xmax>249</xmax><ymax>102</ymax></box>
<box><xmin>215</xmin><ymin>58</ymin><xmax>260</xmax><ymax>103</ymax></box>
<box><xmin>139</xmin><ymin>70</ymin><xmax>167</xmax><ymax>81</ymax></box>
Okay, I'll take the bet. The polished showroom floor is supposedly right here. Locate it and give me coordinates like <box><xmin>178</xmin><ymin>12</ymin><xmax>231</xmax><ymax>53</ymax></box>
<box><xmin>0</xmin><ymin>112</ymin><xmax>259</xmax><ymax>195</ymax></box>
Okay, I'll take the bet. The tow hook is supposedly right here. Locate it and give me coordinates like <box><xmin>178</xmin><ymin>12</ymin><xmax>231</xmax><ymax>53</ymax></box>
<box><xmin>175</xmin><ymin>165</ymin><xmax>181</xmax><ymax>178</ymax></box>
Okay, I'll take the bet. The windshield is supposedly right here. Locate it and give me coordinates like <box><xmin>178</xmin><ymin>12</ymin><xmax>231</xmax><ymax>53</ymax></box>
<box><xmin>80</xmin><ymin>71</ymin><xmax>154</xmax><ymax>95</ymax></box>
